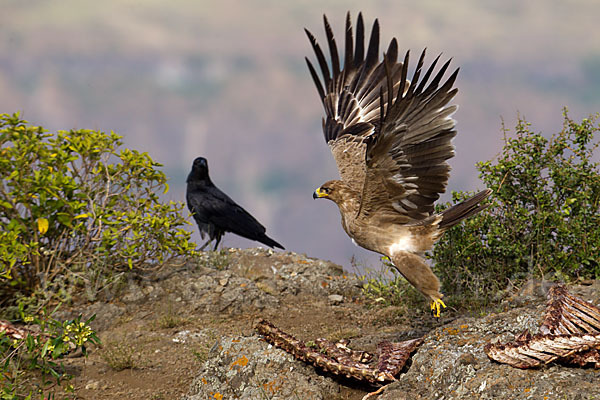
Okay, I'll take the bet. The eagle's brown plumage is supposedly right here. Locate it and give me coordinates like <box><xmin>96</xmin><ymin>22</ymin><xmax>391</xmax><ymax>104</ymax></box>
<box><xmin>307</xmin><ymin>13</ymin><xmax>492</xmax><ymax>316</ymax></box>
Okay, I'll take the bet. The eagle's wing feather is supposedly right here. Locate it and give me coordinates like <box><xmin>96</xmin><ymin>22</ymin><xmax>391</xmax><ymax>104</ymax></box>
<box><xmin>359</xmin><ymin>49</ymin><xmax>459</xmax><ymax>223</ymax></box>
<box><xmin>305</xmin><ymin>13</ymin><xmax>405</xmax><ymax>193</ymax></box>
<box><xmin>307</xmin><ymin>13</ymin><xmax>458</xmax><ymax>223</ymax></box>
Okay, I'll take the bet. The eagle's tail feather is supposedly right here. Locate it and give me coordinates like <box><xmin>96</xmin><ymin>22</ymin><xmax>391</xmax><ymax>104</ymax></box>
<box><xmin>438</xmin><ymin>189</ymin><xmax>492</xmax><ymax>230</ymax></box>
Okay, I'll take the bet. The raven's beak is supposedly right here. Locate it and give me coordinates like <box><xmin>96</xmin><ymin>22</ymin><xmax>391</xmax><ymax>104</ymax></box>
<box><xmin>313</xmin><ymin>187</ymin><xmax>325</xmax><ymax>199</ymax></box>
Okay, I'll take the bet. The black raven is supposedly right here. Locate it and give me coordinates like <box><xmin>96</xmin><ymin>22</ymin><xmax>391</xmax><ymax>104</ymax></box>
<box><xmin>186</xmin><ymin>157</ymin><xmax>284</xmax><ymax>251</ymax></box>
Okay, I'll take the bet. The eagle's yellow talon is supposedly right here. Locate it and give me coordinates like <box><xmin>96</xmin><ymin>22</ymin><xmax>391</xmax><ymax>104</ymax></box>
<box><xmin>430</xmin><ymin>298</ymin><xmax>446</xmax><ymax>318</ymax></box>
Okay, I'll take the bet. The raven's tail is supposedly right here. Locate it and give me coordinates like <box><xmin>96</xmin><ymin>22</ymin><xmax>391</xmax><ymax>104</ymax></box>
<box><xmin>438</xmin><ymin>189</ymin><xmax>492</xmax><ymax>230</ymax></box>
<box><xmin>258</xmin><ymin>234</ymin><xmax>285</xmax><ymax>250</ymax></box>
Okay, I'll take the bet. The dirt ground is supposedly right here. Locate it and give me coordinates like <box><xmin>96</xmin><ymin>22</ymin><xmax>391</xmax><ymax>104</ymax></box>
<box><xmin>49</xmin><ymin>248</ymin><xmax>444</xmax><ymax>400</ymax></box>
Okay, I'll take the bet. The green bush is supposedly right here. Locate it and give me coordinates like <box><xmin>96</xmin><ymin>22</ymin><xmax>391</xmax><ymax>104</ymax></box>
<box><xmin>431</xmin><ymin>110</ymin><xmax>600</xmax><ymax>308</ymax></box>
<box><xmin>0</xmin><ymin>113</ymin><xmax>197</xmax><ymax>305</ymax></box>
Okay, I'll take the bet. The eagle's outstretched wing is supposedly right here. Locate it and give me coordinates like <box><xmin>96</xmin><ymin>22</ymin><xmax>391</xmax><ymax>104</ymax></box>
<box><xmin>306</xmin><ymin>13</ymin><xmax>458</xmax><ymax>223</ymax></box>
<box><xmin>305</xmin><ymin>12</ymin><xmax>405</xmax><ymax>194</ymax></box>
<box><xmin>359</xmin><ymin>49</ymin><xmax>459</xmax><ymax>224</ymax></box>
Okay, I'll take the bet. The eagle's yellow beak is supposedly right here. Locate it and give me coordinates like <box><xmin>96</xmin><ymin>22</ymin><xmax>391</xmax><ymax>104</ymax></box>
<box><xmin>313</xmin><ymin>187</ymin><xmax>327</xmax><ymax>199</ymax></box>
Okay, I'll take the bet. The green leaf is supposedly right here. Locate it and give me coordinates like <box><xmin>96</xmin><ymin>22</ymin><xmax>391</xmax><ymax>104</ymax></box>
<box><xmin>41</xmin><ymin>339</ymin><xmax>50</xmax><ymax>358</ymax></box>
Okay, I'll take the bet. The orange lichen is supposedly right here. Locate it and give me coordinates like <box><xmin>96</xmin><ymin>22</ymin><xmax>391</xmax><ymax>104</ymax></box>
<box><xmin>444</xmin><ymin>327</ymin><xmax>460</xmax><ymax>335</ymax></box>
<box><xmin>230</xmin><ymin>355</ymin><xmax>249</xmax><ymax>369</ymax></box>
<box><xmin>262</xmin><ymin>379</ymin><xmax>282</xmax><ymax>394</ymax></box>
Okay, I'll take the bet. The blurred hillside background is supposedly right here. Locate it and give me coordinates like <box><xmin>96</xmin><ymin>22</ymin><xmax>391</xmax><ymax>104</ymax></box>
<box><xmin>1</xmin><ymin>0</ymin><xmax>600</xmax><ymax>269</ymax></box>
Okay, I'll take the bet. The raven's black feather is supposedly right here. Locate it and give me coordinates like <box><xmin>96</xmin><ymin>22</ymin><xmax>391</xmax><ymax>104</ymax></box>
<box><xmin>186</xmin><ymin>157</ymin><xmax>284</xmax><ymax>250</ymax></box>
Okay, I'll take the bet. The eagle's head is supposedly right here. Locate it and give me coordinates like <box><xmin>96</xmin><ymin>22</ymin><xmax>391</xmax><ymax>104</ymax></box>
<box><xmin>313</xmin><ymin>180</ymin><xmax>352</xmax><ymax>204</ymax></box>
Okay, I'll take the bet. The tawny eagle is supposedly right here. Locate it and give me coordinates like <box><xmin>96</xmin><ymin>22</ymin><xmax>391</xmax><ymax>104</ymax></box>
<box><xmin>306</xmin><ymin>13</ymin><xmax>491</xmax><ymax>317</ymax></box>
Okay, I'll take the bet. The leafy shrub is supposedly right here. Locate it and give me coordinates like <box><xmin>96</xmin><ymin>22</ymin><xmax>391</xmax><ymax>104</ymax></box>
<box><xmin>0</xmin><ymin>307</ymin><xmax>99</xmax><ymax>399</ymax></box>
<box><xmin>0</xmin><ymin>113</ymin><xmax>197</xmax><ymax>305</ymax></box>
<box><xmin>431</xmin><ymin>110</ymin><xmax>600</xmax><ymax>308</ymax></box>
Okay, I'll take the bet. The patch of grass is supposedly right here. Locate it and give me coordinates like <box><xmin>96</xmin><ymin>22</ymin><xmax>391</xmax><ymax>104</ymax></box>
<box><xmin>191</xmin><ymin>348</ymin><xmax>209</xmax><ymax>364</ymax></box>
<box><xmin>194</xmin><ymin>249</ymin><xmax>231</xmax><ymax>270</ymax></box>
<box><xmin>154</xmin><ymin>303</ymin><xmax>188</xmax><ymax>329</ymax></box>
<box><xmin>157</xmin><ymin>313</ymin><xmax>187</xmax><ymax>330</ymax></box>
<box><xmin>101</xmin><ymin>339</ymin><xmax>141</xmax><ymax>371</ymax></box>
<box><xmin>191</xmin><ymin>330</ymin><xmax>218</xmax><ymax>364</ymax></box>
<box><xmin>352</xmin><ymin>256</ymin><xmax>426</xmax><ymax>312</ymax></box>
<box><xmin>324</xmin><ymin>327</ymin><xmax>360</xmax><ymax>344</ymax></box>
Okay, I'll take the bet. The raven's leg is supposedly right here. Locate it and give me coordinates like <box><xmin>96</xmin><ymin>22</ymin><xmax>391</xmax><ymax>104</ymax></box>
<box><xmin>213</xmin><ymin>233</ymin><xmax>223</xmax><ymax>251</ymax></box>
<box><xmin>199</xmin><ymin>239</ymin><xmax>213</xmax><ymax>251</ymax></box>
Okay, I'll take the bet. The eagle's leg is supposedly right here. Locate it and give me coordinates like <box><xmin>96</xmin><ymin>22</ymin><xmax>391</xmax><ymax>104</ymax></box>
<box><xmin>388</xmin><ymin>251</ymin><xmax>445</xmax><ymax>317</ymax></box>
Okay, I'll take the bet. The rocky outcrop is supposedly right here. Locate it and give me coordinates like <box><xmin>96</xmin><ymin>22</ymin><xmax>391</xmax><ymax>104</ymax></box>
<box><xmin>58</xmin><ymin>248</ymin><xmax>360</xmax><ymax>332</ymax></box>
<box><xmin>50</xmin><ymin>248</ymin><xmax>600</xmax><ymax>400</ymax></box>
<box><xmin>378</xmin><ymin>287</ymin><xmax>600</xmax><ymax>400</ymax></box>
<box><xmin>182</xmin><ymin>279</ymin><xmax>600</xmax><ymax>400</ymax></box>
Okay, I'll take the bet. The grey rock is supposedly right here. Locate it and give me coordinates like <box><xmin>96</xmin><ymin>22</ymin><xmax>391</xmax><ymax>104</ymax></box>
<box><xmin>328</xmin><ymin>294</ymin><xmax>344</xmax><ymax>304</ymax></box>
<box><xmin>85</xmin><ymin>380</ymin><xmax>100</xmax><ymax>390</ymax></box>
<box><xmin>181</xmin><ymin>336</ymin><xmax>342</xmax><ymax>400</ymax></box>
